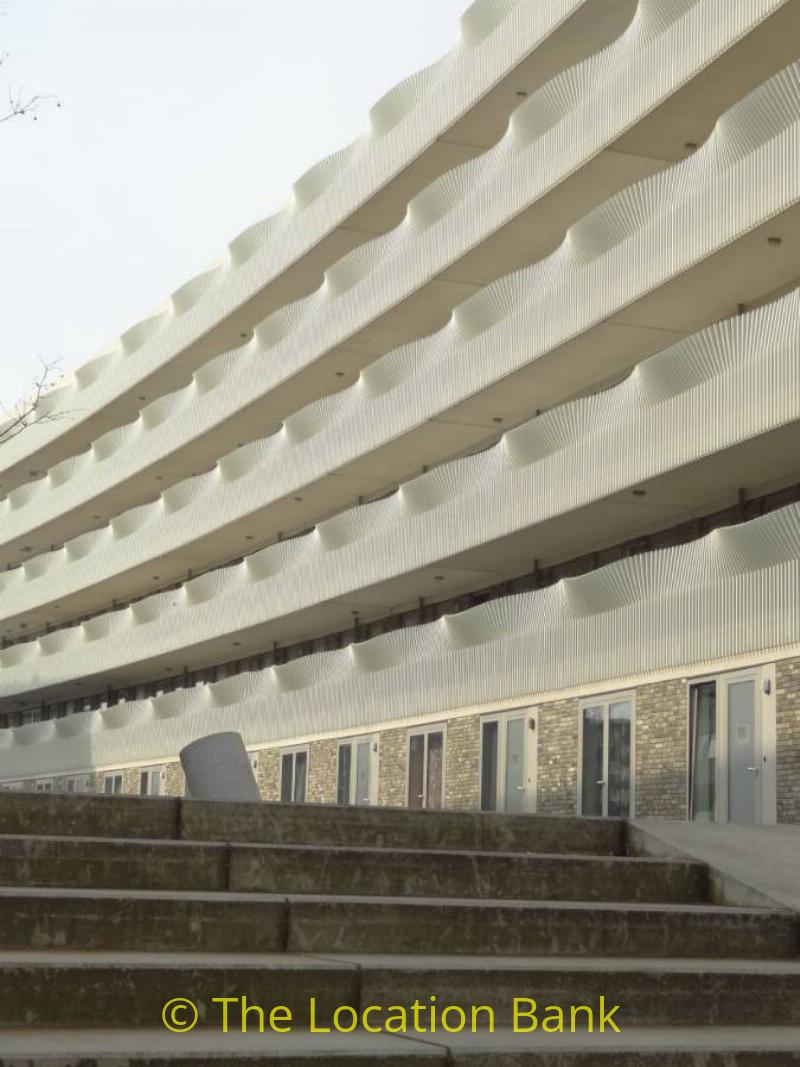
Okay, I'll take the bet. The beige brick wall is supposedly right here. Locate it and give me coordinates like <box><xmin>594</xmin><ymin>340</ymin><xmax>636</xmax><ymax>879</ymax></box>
<box><xmin>635</xmin><ymin>679</ymin><xmax>687</xmax><ymax>819</ymax></box>
<box><xmin>444</xmin><ymin>714</ymin><xmax>480</xmax><ymax>811</ymax></box>
<box><xmin>377</xmin><ymin>727</ymin><xmax>407</xmax><ymax>808</ymax></box>
<box><xmin>253</xmin><ymin>748</ymin><xmax>281</xmax><ymax>802</ymax></box>
<box><xmin>163</xmin><ymin>762</ymin><xmax>185</xmax><ymax>797</ymax></box>
<box><xmin>308</xmin><ymin>739</ymin><xmax>338</xmax><ymax>804</ymax></box>
<box><xmin>777</xmin><ymin>656</ymin><xmax>800</xmax><ymax>824</ymax></box>
<box><xmin>536</xmin><ymin>698</ymin><xmax>579</xmax><ymax>816</ymax></box>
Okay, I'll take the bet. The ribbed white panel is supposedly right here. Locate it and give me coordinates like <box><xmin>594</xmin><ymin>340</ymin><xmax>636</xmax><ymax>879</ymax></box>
<box><xmin>2</xmin><ymin>501</ymin><xmax>799</xmax><ymax>780</ymax></box>
<box><xmin>1</xmin><ymin>56</ymin><xmax>798</xmax><ymax>625</ymax></box>
<box><xmin>0</xmin><ymin>0</ymin><xmax>595</xmax><ymax>475</ymax></box>
<box><xmin>0</xmin><ymin>0</ymin><xmax>786</xmax><ymax>547</ymax></box>
<box><xmin>1</xmin><ymin>285</ymin><xmax>797</xmax><ymax>699</ymax></box>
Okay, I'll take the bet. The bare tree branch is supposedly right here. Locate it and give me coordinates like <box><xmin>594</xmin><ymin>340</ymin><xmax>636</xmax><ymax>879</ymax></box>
<box><xmin>0</xmin><ymin>30</ymin><xmax>61</xmax><ymax>124</ymax></box>
<box><xmin>0</xmin><ymin>81</ymin><xmax>59</xmax><ymax>124</ymax></box>
<box><xmin>0</xmin><ymin>358</ymin><xmax>71</xmax><ymax>446</ymax></box>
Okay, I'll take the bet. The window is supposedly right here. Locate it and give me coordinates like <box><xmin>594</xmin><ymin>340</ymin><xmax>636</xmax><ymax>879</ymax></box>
<box><xmin>34</xmin><ymin>780</ymin><xmax>53</xmax><ymax>793</ymax></box>
<box><xmin>480</xmin><ymin>709</ymin><xmax>537</xmax><ymax>813</ymax></box>
<box><xmin>579</xmin><ymin>693</ymin><xmax>634</xmax><ymax>818</ymax></box>
<box><xmin>689</xmin><ymin>681</ymin><xmax>716</xmax><ymax>820</ymax></box>
<box><xmin>103</xmin><ymin>774</ymin><xmax>123</xmax><ymax>795</ymax></box>
<box><xmin>139</xmin><ymin>767</ymin><xmax>163</xmax><ymax>797</ymax></box>
<box><xmin>337</xmin><ymin>736</ymin><xmax>377</xmax><ymax>806</ymax></box>
<box><xmin>407</xmin><ymin>726</ymin><xmax>445</xmax><ymax>809</ymax></box>
<box><xmin>66</xmin><ymin>776</ymin><xmax>91</xmax><ymax>794</ymax></box>
<box><xmin>280</xmin><ymin>747</ymin><xmax>308</xmax><ymax>803</ymax></box>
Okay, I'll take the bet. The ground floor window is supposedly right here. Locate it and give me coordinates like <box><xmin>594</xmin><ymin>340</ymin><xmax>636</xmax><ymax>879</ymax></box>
<box><xmin>337</xmin><ymin>735</ymin><xmax>377</xmax><ymax>806</ymax></box>
<box><xmin>480</xmin><ymin>709</ymin><xmax>537</xmax><ymax>813</ymax></box>
<box><xmin>34</xmin><ymin>779</ymin><xmax>53</xmax><ymax>793</ymax></box>
<box><xmin>407</xmin><ymin>725</ymin><xmax>445</xmax><ymax>809</ymax></box>
<box><xmin>280</xmin><ymin>747</ymin><xmax>308</xmax><ymax>803</ymax></box>
<box><xmin>103</xmin><ymin>774</ymin><xmax>123</xmax><ymax>795</ymax></box>
<box><xmin>139</xmin><ymin>767</ymin><xmax>163</xmax><ymax>796</ymax></box>
<box><xmin>688</xmin><ymin>667</ymin><xmax>774</xmax><ymax>824</ymax></box>
<box><xmin>66</xmin><ymin>776</ymin><xmax>91</xmax><ymax>794</ymax></box>
<box><xmin>579</xmin><ymin>693</ymin><xmax>634</xmax><ymax>818</ymax></box>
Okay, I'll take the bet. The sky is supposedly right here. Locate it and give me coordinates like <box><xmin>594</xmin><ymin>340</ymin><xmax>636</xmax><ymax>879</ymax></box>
<box><xmin>0</xmin><ymin>0</ymin><xmax>467</xmax><ymax>409</ymax></box>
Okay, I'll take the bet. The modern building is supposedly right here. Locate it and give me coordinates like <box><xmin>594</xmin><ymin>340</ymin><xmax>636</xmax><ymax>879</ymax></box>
<box><xmin>1</xmin><ymin>0</ymin><xmax>799</xmax><ymax>826</ymax></box>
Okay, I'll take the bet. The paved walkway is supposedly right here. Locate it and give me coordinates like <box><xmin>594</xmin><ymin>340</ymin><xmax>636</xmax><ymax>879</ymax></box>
<box><xmin>633</xmin><ymin>820</ymin><xmax>800</xmax><ymax>911</ymax></box>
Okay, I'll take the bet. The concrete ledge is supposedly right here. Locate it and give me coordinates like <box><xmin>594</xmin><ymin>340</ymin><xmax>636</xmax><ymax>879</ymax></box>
<box><xmin>0</xmin><ymin>793</ymin><xmax>625</xmax><ymax>855</ymax></box>
<box><xmin>0</xmin><ymin>793</ymin><xmax>180</xmax><ymax>840</ymax></box>
<box><xmin>628</xmin><ymin>821</ymin><xmax>800</xmax><ymax>916</ymax></box>
<box><xmin>0</xmin><ymin>1028</ymin><xmax>443</xmax><ymax>1065</ymax></box>
<box><xmin>2</xmin><ymin>1027</ymin><xmax>800</xmax><ymax>1065</ymax></box>
<box><xmin>179</xmin><ymin>801</ymin><xmax>625</xmax><ymax>855</ymax></box>
<box><xmin>1</xmin><ymin>953</ymin><xmax>800</xmax><ymax>1029</ymax></box>
<box><xmin>0</xmin><ymin>833</ymin><xmax>702</xmax><ymax>902</ymax></box>
<box><xmin>228</xmin><ymin>844</ymin><xmax>707</xmax><ymax>904</ymax></box>
<box><xmin>1</xmin><ymin>888</ymin><xmax>795</xmax><ymax>959</ymax></box>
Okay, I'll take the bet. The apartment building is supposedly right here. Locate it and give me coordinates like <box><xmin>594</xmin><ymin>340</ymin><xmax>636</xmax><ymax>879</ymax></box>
<box><xmin>1</xmin><ymin>0</ymin><xmax>799</xmax><ymax>826</ymax></box>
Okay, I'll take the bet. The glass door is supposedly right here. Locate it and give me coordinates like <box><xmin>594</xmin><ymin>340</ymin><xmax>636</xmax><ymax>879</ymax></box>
<box><xmin>689</xmin><ymin>671</ymin><xmax>768</xmax><ymax>824</ymax></box>
<box><xmin>337</xmin><ymin>736</ymin><xmax>376</xmax><ymax>806</ymax></box>
<box><xmin>480</xmin><ymin>710</ymin><xmax>537</xmax><ymax>813</ymax></box>
<box><xmin>408</xmin><ymin>727</ymin><xmax>444</xmax><ymax>809</ymax></box>
<box><xmin>727</xmin><ymin>678</ymin><xmax>760</xmax><ymax>823</ymax></box>
<box><xmin>580</xmin><ymin>696</ymin><xmax>634</xmax><ymax>817</ymax></box>
<box><xmin>280</xmin><ymin>749</ymin><xmax>307</xmax><ymax>803</ymax></box>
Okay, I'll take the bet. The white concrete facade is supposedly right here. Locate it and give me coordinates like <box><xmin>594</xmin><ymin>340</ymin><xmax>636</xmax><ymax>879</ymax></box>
<box><xmin>1</xmin><ymin>0</ymin><xmax>799</xmax><ymax>818</ymax></box>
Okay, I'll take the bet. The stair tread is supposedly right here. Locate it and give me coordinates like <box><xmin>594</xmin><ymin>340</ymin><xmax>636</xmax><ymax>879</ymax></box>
<box><xmin>0</xmin><ymin>1025</ymin><xmax>799</xmax><ymax>1056</ymax></box>
<box><xmin>2</xmin><ymin>951</ymin><xmax>800</xmax><ymax>973</ymax></box>
<box><xmin>0</xmin><ymin>884</ymin><xmax>781</xmax><ymax>915</ymax></box>
<box><xmin>304</xmin><ymin>953</ymin><xmax>800</xmax><ymax>974</ymax></box>
<box><xmin>0</xmin><ymin>832</ymin><xmax>679</xmax><ymax>864</ymax></box>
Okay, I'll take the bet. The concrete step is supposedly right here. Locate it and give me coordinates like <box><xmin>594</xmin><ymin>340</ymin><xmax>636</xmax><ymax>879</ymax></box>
<box><xmin>0</xmin><ymin>792</ymin><xmax>624</xmax><ymax>855</ymax></box>
<box><xmin>286</xmin><ymin>896</ymin><xmax>798</xmax><ymax>961</ymax></box>
<box><xmin>2</xmin><ymin>1027</ymin><xmax>800</xmax><ymax>1065</ymax></box>
<box><xmin>2</xmin><ymin>952</ymin><xmax>800</xmax><ymax>1029</ymax></box>
<box><xmin>0</xmin><ymin>835</ymin><xmax>707</xmax><ymax>903</ymax></box>
<box><xmin>3</xmin><ymin>888</ymin><xmax>795</xmax><ymax>959</ymax></box>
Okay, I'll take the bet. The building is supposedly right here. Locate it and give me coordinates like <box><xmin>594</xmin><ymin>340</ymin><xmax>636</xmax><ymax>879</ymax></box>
<box><xmin>1</xmin><ymin>0</ymin><xmax>799</xmax><ymax>825</ymax></box>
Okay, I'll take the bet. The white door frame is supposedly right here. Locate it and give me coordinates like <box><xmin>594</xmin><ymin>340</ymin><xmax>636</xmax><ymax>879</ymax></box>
<box><xmin>337</xmin><ymin>734</ymin><xmax>379</xmax><ymax>806</ymax></box>
<box><xmin>478</xmin><ymin>707</ymin><xmax>538</xmax><ymax>813</ymax></box>
<box><xmin>577</xmin><ymin>691</ymin><xmax>636</xmax><ymax>818</ymax></box>
<box><xmin>687</xmin><ymin>664</ymin><xmax>776</xmax><ymax>824</ymax></box>
<box><xmin>406</xmin><ymin>723</ymin><xmax>446</xmax><ymax>808</ymax></box>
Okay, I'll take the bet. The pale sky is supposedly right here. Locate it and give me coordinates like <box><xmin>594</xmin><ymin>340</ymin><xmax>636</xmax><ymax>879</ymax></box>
<box><xmin>0</xmin><ymin>0</ymin><xmax>467</xmax><ymax>409</ymax></box>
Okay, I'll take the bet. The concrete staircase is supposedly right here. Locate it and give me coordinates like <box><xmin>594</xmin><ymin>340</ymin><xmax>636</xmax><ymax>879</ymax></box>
<box><xmin>0</xmin><ymin>793</ymin><xmax>798</xmax><ymax>1064</ymax></box>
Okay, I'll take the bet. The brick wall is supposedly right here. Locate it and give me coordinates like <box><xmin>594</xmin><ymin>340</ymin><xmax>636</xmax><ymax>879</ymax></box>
<box><xmin>10</xmin><ymin>655</ymin><xmax>800</xmax><ymax>823</ymax></box>
<box><xmin>253</xmin><ymin>748</ymin><xmax>281</xmax><ymax>801</ymax></box>
<box><xmin>536</xmin><ymin>698</ymin><xmax>579</xmax><ymax>816</ymax></box>
<box><xmin>377</xmin><ymin>727</ymin><xmax>407</xmax><ymax>807</ymax></box>
<box><xmin>444</xmin><ymin>714</ymin><xmax>480</xmax><ymax>811</ymax></box>
<box><xmin>163</xmin><ymin>762</ymin><xmax>185</xmax><ymax>797</ymax></box>
<box><xmin>308</xmin><ymin>739</ymin><xmax>338</xmax><ymax>804</ymax></box>
<box><xmin>777</xmin><ymin>656</ymin><xmax>800</xmax><ymax>823</ymax></box>
<box><xmin>634</xmin><ymin>679</ymin><xmax>687</xmax><ymax>819</ymax></box>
